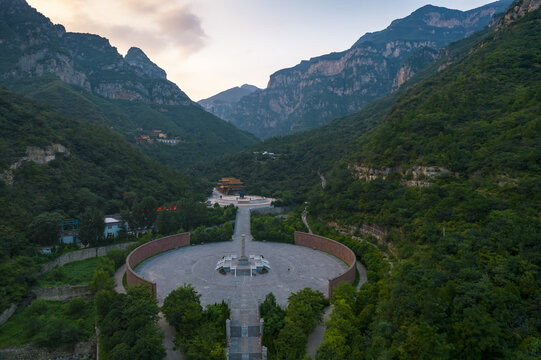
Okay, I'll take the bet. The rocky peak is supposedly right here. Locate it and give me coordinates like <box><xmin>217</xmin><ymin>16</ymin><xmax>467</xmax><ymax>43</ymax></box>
<box><xmin>125</xmin><ymin>47</ymin><xmax>167</xmax><ymax>80</ymax></box>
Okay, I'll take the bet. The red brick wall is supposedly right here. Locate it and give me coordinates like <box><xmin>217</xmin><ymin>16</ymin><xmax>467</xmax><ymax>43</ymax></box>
<box><xmin>294</xmin><ymin>231</ymin><xmax>356</xmax><ymax>298</ymax></box>
<box><xmin>125</xmin><ymin>233</ymin><xmax>190</xmax><ymax>297</ymax></box>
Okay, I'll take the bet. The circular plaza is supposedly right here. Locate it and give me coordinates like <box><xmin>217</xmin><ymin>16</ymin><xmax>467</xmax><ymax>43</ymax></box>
<box><xmin>134</xmin><ymin>206</ymin><xmax>349</xmax><ymax>307</ymax></box>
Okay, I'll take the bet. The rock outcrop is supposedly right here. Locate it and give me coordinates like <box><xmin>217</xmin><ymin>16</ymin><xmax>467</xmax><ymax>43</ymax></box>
<box><xmin>198</xmin><ymin>84</ymin><xmax>260</xmax><ymax>121</ymax></box>
<box><xmin>349</xmin><ymin>163</ymin><xmax>451</xmax><ymax>187</ymax></box>
<box><xmin>1</xmin><ymin>144</ymin><xmax>69</xmax><ymax>185</ymax></box>
<box><xmin>495</xmin><ymin>0</ymin><xmax>541</xmax><ymax>29</ymax></box>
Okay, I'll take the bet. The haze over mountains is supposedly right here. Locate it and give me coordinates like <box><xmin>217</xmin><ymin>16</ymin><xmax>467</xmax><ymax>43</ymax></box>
<box><xmin>198</xmin><ymin>84</ymin><xmax>260</xmax><ymax>122</ymax></box>
<box><xmin>199</xmin><ymin>0</ymin><xmax>513</xmax><ymax>139</ymax></box>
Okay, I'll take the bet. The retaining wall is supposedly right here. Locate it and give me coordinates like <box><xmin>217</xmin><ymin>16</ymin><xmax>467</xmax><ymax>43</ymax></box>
<box><xmin>33</xmin><ymin>285</ymin><xmax>92</xmax><ymax>301</ymax></box>
<box><xmin>125</xmin><ymin>233</ymin><xmax>190</xmax><ymax>297</ymax></box>
<box><xmin>40</xmin><ymin>242</ymin><xmax>133</xmax><ymax>274</ymax></box>
<box><xmin>294</xmin><ymin>231</ymin><xmax>356</xmax><ymax>298</ymax></box>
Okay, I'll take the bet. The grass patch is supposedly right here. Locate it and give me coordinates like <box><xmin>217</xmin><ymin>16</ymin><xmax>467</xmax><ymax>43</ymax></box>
<box><xmin>0</xmin><ymin>307</ymin><xmax>27</xmax><ymax>348</ymax></box>
<box><xmin>0</xmin><ymin>298</ymin><xmax>95</xmax><ymax>349</ymax></box>
<box><xmin>38</xmin><ymin>257</ymin><xmax>100</xmax><ymax>287</ymax></box>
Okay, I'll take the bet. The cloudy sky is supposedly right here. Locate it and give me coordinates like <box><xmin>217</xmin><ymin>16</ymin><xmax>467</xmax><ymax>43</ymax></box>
<box><xmin>27</xmin><ymin>0</ymin><xmax>499</xmax><ymax>100</ymax></box>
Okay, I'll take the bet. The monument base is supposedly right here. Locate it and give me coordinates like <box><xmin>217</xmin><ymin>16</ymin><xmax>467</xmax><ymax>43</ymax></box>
<box><xmin>215</xmin><ymin>254</ymin><xmax>271</xmax><ymax>277</ymax></box>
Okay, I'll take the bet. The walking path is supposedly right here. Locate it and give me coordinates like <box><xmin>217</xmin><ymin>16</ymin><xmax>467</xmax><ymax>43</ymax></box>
<box><xmin>301</xmin><ymin>208</ymin><xmax>313</xmax><ymax>234</ymax></box>
<box><xmin>114</xmin><ymin>264</ymin><xmax>127</xmax><ymax>294</ymax></box>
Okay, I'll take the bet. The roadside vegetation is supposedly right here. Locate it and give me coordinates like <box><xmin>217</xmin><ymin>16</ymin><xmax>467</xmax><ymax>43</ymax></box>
<box><xmin>162</xmin><ymin>284</ymin><xmax>229</xmax><ymax>360</ymax></box>
<box><xmin>260</xmin><ymin>289</ymin><xmax>327</xmax><ymax>360</ymax></box>
<box><xmin>0</xmin><ymin>297</ymin><xmax>94</xmax><ymax>349</ymax></box>
<box><xmin>251</xmin><ymin>211</ymin><xmax>307</xmax><ymax>243</ymax></box>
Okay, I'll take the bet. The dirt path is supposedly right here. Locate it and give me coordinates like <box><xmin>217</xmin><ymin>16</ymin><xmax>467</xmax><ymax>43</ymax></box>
<box><xmin>302</xmin><ymin>208</ymin><xmax>313</xmax><ymax>234</ymax></box>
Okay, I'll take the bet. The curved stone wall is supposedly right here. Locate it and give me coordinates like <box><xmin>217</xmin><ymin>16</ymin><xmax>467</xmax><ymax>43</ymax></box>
<box><xmin>125</xmin><ymin>233</ymin><xmax>190</xmax><ymax>297</ymax></box>
<box><xmin>294</xmin><ymin>231</ymin><xmax>356</xmax><ymax>298</ymax></box>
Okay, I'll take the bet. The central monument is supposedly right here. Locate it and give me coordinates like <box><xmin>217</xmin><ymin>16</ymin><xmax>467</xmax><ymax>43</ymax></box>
<box><xmin>215</xmin><ymin>234</ymin><xmax>271</xmax><ymax>276</ymax></box>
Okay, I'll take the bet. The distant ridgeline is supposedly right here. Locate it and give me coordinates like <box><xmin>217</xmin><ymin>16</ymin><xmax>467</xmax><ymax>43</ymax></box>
<box><xmin>199</xmin><ymin>2</ymin><xmax>541</xmax><ymax>358</ymax></box>
<box><xmin>198</xmin><ymin>0</ymin><xmax>513</xmax><ymax>139</ymax></box>
<box><xmin>0</xmin><ymin>0</ymin><xmax>258</xmax><ymax>171</ymax></box>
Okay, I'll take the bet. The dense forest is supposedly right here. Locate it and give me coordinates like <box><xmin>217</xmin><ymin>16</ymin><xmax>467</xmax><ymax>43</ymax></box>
<box><xmin>307</xmin><ymin>7</ymin><xmax>541</xmax><ymax>359</ymax></box>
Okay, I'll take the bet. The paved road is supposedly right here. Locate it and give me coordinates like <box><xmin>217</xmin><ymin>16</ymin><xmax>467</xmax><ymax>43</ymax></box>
<box><xmin>228</xmin><ymin>207</ymin><xmax>263</xmax><ymax>359</ymax></box>
<box><xmin>114</xmin><ymin>264</ymin><xmax>127</xmax><ymax>294</ymax></box>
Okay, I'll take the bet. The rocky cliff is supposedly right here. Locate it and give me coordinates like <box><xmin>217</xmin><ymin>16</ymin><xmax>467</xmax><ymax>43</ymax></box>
<box><xmin>0</xmin><ymin>0</ymin><xmax>191</xmax><ymax>106</ymax></box>
<box><xmin>203</xmin><ymin>0</ymin><xmax>513</xmax><ymax>139</ymax></box>
<box><xmin>495</xmin><ymin>0</ymin><xmax>541</xmax><ymax>29</ymax></box>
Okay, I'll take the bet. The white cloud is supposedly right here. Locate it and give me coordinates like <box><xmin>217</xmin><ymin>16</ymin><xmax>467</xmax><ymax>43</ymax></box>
<box><xmin>28</xmin><ymin>0</ymin><xmax>207</xmax><ymax>58</ymax></box>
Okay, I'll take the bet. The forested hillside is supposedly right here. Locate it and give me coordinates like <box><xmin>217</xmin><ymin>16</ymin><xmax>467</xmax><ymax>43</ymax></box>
<box><xmin>201</xmin><ymin>2</ymin><xmax>541</xmax><ymax>358</ymax></box>
<box><xmin>192</xmin><ymin>29</ymin><xmax>480</xmax><ymax>203</ymax></box>
<box><xmin>314</xmin><ymin>4</ymin><xmax>541</xmax><ymax>359</ymax></box>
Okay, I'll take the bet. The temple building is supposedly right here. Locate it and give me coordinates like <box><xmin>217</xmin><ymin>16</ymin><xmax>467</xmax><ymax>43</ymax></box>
<box><xmin>217</xmin><ymin>177</ymin><xmax>245</xmax><ymax>195</ymax></box>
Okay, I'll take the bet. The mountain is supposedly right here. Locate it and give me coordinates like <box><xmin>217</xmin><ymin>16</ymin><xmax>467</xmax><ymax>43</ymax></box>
<box><xmin>200</xmin><ymin>2</ymin><xmax>541</xmax><ymax>357</ymax></box>
<box><xmin>198</xmin><ymin>84</ymin><xmax>260</xmax><ymax>121</ymax></box>
<box><xmin>0</xmin><ymin>0</ymin><xmax>259</xmax><ymax>170</ymax></box>
<box><xmin>200</xmin><ymin>84</ymin><xmax>260</xmax><ymax>105</ymax></box>
<box><xmin>202</xmin><ymin>0</ymin><xmax>513</xmax><ymax>139</ymax></box>
<box><xmin>125</xmin><ymin>47</ymin><xmax>167</xmax><ymax>80</ymax></box>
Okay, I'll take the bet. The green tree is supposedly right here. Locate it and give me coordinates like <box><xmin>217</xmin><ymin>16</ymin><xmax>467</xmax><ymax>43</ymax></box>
<box><xmin>79</xmin><ymin>207</ymin><xmax>105</xmax><ymax>246</ymax></box>
<box><xmin>88</xmin><ymin>268</ymin><xmax>114</xmax><ymax>293</ymax></box>
<box><xmin>162</xmin><ymin>284</ymin><xmax>203</xmax><ymax>335</ymax></box>
<box><xmin>27</xmin><ymin>212</ymin><xmax>64</xmax><ymax>245</ymax></box>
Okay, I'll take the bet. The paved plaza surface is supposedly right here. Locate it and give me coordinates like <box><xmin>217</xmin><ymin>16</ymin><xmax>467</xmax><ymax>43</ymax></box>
<box><xmin>135</xmin><ymin>206</ymin><xmax>348</xmax><ymax>307</ymax></box>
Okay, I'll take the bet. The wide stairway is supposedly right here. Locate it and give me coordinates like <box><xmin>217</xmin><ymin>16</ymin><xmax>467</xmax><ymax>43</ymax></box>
<box><xmin>226</xmin><ymin>207</ymin><xmax>266</xmax><ymax>360</ymax></box>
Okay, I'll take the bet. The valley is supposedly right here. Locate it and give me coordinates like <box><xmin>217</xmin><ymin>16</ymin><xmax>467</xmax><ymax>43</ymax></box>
<box><xmin>0</xmin><ymin>0</ymin><xmax>540</xmax><ymax>359</ymax></box>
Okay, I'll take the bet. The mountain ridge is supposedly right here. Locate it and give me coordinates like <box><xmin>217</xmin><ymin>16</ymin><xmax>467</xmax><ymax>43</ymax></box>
<box><xmin>201</xmin><ymin>0</ymin><xmax>513</xmax><ymax>139</ymax></box>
